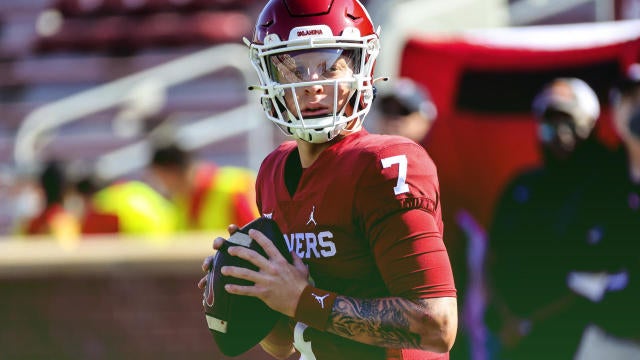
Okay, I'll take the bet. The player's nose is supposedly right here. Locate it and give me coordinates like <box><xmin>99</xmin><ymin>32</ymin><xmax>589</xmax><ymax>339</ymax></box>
<box><xmin>303</xmin><ymin>81</ymin><xmax>324</xmax><ymax>94</ymax></box>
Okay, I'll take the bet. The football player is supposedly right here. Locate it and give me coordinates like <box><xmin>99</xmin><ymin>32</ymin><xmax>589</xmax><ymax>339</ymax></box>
<box><xmin>198</xmin><ymin>0</ymin><xmax>457</xmax><ymax>359</ymax></box>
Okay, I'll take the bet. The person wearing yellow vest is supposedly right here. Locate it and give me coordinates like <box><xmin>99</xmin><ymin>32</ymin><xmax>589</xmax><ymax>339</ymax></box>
<box><xmin>90</xmin><ymin>180</ymin><xmax>178</xmax><ymax>236</ymax></box>
<box><xmin>148</xmin><ymin>144</ymin><xmax>259</xmax><ymax>232</ymax></box>
<box><xmin>66</xmin><ymin>173</ymin><xmax>178</xmax><ymax>239</ymax></box>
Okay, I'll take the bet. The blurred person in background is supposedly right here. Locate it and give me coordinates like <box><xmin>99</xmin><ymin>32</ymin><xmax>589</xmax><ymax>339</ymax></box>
<box><xmin>566</xmin><ymin>63</ymin><xmax>640</xmax><ymax>359</ymax></box>
<box><xmin>374</xmin><ymin>77</ymin><xmax>437</xmax><ymax>143</ymax></box>
<box><xmin>65</xmin><ymin>173</ymin><xmax>119</xmax><ymax>235</ymax></box>
<box><xmin>148</xmin><ymin>143</ymin><xmax>258</xmax><ymax>232</ymax></box>
<box><xmin>486</xmin><ymin>77</ymin><xmax>609</xmax><ymax>359</ymax></box>
<box><xmin>605</xmin><ymin>62</ymin><xmax>640</xmax><ymax>196</ymax></box>
<box><xmin>64</xmin><ymin>168</ymin><xmax>178</xmax><ymax>238</ymax></box>
<box><xmin>18</xmin><ymin>160</ymin><xmax>80</xmax><ymax>241</ymax></box>
<box><xmin>2</xmin><ymin>170</ymin><xmax>39</xmax><ymax>236</ymax></box>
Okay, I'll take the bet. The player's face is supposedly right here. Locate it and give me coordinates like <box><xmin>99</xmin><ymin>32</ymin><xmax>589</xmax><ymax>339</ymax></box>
<box><xmin>269</xmin><ymin>49</ymin><xmax>357</xmax><ymax>118</ymax></box>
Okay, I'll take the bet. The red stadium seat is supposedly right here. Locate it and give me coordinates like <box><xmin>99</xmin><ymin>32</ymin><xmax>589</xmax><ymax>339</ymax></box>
<box><xmin>36</xmin><ymin>11</ymin><xmax>252</xmax><ymax>54</ymax></box>
<box><xmin>35</xmin><ymin>15</ymin><xmax>134</xmax><ymax>54</ymax></box>
<box><xmin>53</xmin><ymin>0</ymin><xmax>108</xmax><ymax>17</ymax></box>
<box><xmin>132</xmin><ymin>12</ymin><xmax>188</xmax><ymax>48</ymax></box>
<box><xmin>88</xmin><ymin>15</ymin><xmax>136</xmax><ymax>54</ymax></box>
<box><xmin>53</xmin><ymin>0</ymin><xmax>256</xmax><ymax>17</ymax></box>
<box><xmin>190</xmin><ymin>11</ymin><xmax>252</xmax><ymax>44</ymax></box>
<box><xmin>35</xmin><ymin>17</ymin><xmax>94</xmax><ymax>53</ymax></box>
<box><xmin>37</xmin><ymin>0</ymin><xmax>258</xmax><ymax>54</ymax></box>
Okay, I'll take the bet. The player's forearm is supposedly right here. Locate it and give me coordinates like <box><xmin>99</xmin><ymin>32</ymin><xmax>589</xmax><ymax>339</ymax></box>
<box><xmin>326</xmin><ymin>296</ymin><xmax>457</xmax><ymax>353</ymax></box>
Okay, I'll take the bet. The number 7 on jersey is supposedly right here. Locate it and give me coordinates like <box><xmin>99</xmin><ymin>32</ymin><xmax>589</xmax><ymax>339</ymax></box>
<box><xmin>381</xmin><ymin>155</ymin><xmax>410</xmax><ymax>195</ymax></box>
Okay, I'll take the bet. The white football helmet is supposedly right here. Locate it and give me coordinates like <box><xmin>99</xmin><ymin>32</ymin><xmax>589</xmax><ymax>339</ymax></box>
<box><xmin>245</xmin><ymin>0</ymin><xmax>381</xmax><ymax>143</ymax></box>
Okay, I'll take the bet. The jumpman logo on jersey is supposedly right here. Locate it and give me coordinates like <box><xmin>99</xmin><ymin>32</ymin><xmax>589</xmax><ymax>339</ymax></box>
<box><xmin>306</xmin><ymin>206</ymin><xmax>317</xmax><ymax>226</ymax></box>
<box><xmin>311</xmin><ymin>292</ymin><xmax>329</xmax><ymax>309</ymax></box>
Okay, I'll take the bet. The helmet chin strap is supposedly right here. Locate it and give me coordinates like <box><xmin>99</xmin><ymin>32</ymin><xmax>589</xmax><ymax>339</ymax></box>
<box><xmin>285</xmin><ymin>109</ymin><xmax>350</xmax><ymax>143</ymax></box>
<box><xmin>291</xmin><ymin>121</ymin><xmax>347</xmax><ymax>143</ymax></box>
<box><xmin>292</xmin><ymin>114</ymin><xmax>366</xmax><ymax>144</ymax></box>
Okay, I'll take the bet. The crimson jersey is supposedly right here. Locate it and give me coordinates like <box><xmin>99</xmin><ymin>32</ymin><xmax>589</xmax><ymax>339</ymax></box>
<box><xmin>256</xmin><ymin>130</ymin><xmax>456</xmax><ymax>360</ymax></box>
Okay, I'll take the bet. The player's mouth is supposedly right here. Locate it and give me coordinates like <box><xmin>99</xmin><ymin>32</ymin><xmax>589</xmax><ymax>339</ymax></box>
<box><xmin>301</xmin><ymin>104</ymin><xmax>330</xmax><ymax>117</ymax></box>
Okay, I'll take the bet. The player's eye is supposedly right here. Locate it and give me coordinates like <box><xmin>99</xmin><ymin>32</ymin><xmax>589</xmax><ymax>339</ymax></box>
<box><xmin>294</xmin><ymin>67</ymin><xmax>305</xmax><ymax>79</ymax></box>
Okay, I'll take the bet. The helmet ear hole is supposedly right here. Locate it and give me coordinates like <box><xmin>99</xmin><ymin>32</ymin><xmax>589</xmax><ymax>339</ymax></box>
<box><xmin>349</xmin><ymin>92</ymin><xmax>358</xmax><ymax>108</ymax></box>
<box><xmin>286</xmin><ymin>120</ymin><xmax>295</xmax><ymax>135</ymax></box>
<box><xmin>275</xmin><ymin>98</ymin><xmax>288</xmax><ymax>115</ymax></box>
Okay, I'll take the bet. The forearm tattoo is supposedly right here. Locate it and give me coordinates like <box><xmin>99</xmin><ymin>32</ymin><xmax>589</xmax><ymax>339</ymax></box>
<box><xmin>328</xmin><ymin>296</ymin><xmax>425</xmax><ymax>348</ymax></box>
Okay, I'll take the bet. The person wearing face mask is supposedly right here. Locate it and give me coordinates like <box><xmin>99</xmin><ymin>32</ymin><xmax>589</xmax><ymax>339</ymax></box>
<box><xmin>486</xmin><ymin>78</ymin><xmax>610</xmax><ymax>359</ymax></box>
<box><xmin>531</xmin><ymin>78</ymin><xmax>605</xmax><ymax>168</ymax></box>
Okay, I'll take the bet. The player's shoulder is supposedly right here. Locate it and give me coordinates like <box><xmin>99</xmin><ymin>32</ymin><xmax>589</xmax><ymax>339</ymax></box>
<box><xmin>349</xmin><ymin>131</ymin><xmax>422</xmax><ymax>150</ymax></box>
<box><xmin>345</xmin><ymin>132</ymin><xmax>431</xmax><ymax>161</ymax></box>
<box><xmin>344</xmin><ymin>133</ymin><xmax>438</xmax><ymax>177</ymax></box>
<box><xmin>342</xmin><ymin>132</ymin><xmax>439</xmax><ymax>191</ymax></box>
<box><xmin>266</xmin><ymin>141</ymin><xmax>297</xmax><ymax>161</ymax></box>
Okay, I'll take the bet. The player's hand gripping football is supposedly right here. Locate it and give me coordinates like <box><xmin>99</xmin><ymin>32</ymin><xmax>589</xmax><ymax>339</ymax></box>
<box><xmin>198</xmin><ymin>224</ymin><xmax>310</xmax><ymax>318</ymax></box>
<box><xmin>198</xmin><ymin>224</ymin><xmax>239</xmax><ymax>291</ymax></box>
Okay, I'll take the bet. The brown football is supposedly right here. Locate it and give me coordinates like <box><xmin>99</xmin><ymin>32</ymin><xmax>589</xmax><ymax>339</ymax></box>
<box><xmin>203</xmin><ymin>217</ymin><xmax>293</xmax><ymax>357</ymax></box>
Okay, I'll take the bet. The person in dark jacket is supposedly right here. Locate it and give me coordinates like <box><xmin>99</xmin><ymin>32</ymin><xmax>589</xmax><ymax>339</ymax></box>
<box><xmin>487</xmin><ymin>77</ymin><xmax>609</xmax><ymax>359</ymax></box>
<box><xmin>566</xmin><ymin>64</ymin><xmax>640</xmax><ymax>359</ymax></box>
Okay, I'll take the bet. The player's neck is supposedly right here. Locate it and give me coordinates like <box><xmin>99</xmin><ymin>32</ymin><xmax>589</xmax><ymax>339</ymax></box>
<box><xmin>294</xmin><ymin>119</ymin><xmax>360</xmax><ymax>167</ymax></box>
<box><xmin>295</xmin><ymin>140</ymin><xmax>333</xmax><ymax>168</ymax></box>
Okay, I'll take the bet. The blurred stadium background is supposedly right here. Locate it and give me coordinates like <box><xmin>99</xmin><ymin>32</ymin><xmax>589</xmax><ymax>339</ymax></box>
<box><xmin>0</xmin><ymin>0</ymin><xmax>638</xmax><ymax>359</ymax></box>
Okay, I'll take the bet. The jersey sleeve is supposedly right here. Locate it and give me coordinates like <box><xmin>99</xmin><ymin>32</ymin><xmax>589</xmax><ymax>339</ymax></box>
<box><xmin>354</xmin><ymin>141</ymin><xmax>456</xmax><ymax>299</ymax></box>
<box><xmin>370</xmin><ymin>209</ymin><xmax>456</xmax><ymax>299</ymax></box>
